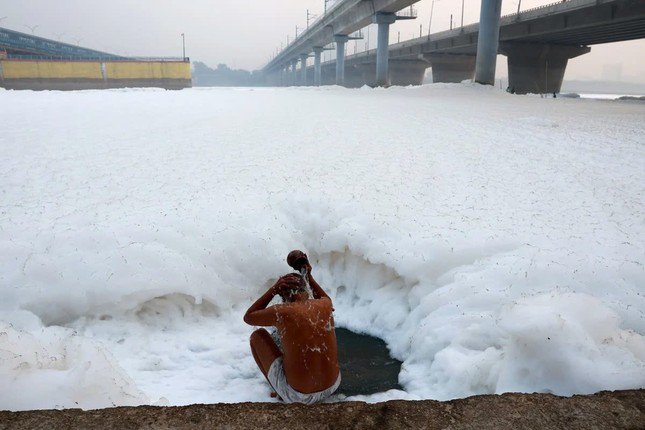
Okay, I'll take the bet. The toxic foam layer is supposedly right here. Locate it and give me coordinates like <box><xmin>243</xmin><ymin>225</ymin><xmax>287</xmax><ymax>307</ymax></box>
<box><xmin>0</xmin><ymin>85</ymin><xmax>643</xmax><ymax>410</ymax></box>
<box><xmin>0</xmin><ymin>312</ymin><xmax>149</xmax><ymax>410</ymax></box>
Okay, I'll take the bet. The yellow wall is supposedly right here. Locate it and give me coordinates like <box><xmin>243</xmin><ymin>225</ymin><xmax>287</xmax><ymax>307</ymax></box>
<box><xmin>1</xmin><ymin>60</ymin><xmax>101</xmax><ymax>79</ymax></box>
<box><xmin>0</xmin><ymin>60</ymin><xmax>190</xmax><ymax>80</ymax></box>
<box><xmin>106</xmin><ymin>61</ymin><xmax>190</xmax><ymax>80</ymax></box>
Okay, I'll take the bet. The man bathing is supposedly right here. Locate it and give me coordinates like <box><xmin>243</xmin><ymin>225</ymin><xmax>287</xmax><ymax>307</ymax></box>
<box><xmin>244</xmin><ymin>250</ymin><xmax>341</xmax><ymax>404</ymax></box>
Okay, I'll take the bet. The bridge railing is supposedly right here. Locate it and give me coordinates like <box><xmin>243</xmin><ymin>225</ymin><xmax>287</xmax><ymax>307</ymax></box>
<box><xmin>269</xmin><ymin>0</ymin><xmax>354</xmax><ymax>67</ymax></box>
<box><xmin>306</xmin><ymin>0</ymin><xmax>343</xmax><ymax>30</ymax></box>
<box><xmin>5</xmin><ymin>54</ymin><xmax>188</xmax><ymax>62</ymax></box>
<box><xmin>127</xmin><ymin>57</ymin><xmax>188</xmax><ymax>62</ymax></box>
<box><xmin>501</xmin><ymin>0</ymin><xmax>597</xmax><ymax>24</ymax></box>
<box><xmin>396</xmin><ymin>5</ymin><xmax>418</xmax><ymax>19</ymax></box>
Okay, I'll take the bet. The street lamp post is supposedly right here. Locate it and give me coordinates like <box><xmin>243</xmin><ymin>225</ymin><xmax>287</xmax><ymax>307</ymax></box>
<box><xmin>24</xmin><ymin>24</ymin><xmax>39</xmax><ymax>35</ymax></box>
<box><xmin>181</xmin><ymin>33</ymin><xmax>186</xmax><ymax>60</ymax></box>
<box><xmin>307</xmin><ymin>9</ymin><xmax>318</xmax><ymax>29</ymax></box>
<box><xmin>428</xmin><ymin>0</ymin><xmax>440</xmax><ymax>40</ymax></box>
<box><xmin>366</xmin><ymin>25</ymin><xmax>370</xmax><ymax>50</ymax></box>
<box><xmin>461</xmin><ymin>0</ymin><xmax>465</xmax><ymax>28</ymax></box>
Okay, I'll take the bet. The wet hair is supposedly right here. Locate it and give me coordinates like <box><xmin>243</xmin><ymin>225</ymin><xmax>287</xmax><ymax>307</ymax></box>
<box><xmin>281</xmin><ymin>274</ymin><xmax>307</xmax><ymax>302</ymax></box>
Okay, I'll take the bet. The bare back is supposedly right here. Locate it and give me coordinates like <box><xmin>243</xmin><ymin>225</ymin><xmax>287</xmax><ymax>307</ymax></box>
<box><xmin>273</xmin><ymin>297</ymin><xmax>340</xmax><ymax>393</ymax></box>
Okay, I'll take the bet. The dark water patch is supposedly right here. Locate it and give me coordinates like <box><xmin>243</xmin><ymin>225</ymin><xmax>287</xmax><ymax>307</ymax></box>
<box><xmin>335</xmin><ymin>327</ymin><xmax>402</xmax><ymax>397</ymax></box>
<box><xmin>270</xmin><ymin>327</ymin><xmax>402</xmax><ymax>396</ymax></box>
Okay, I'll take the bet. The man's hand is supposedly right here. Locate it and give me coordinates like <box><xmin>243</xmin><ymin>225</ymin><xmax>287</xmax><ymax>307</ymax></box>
<box><xmin>285</xmin><ymin>249</ymin><xmax>329</xmax><ymax>301</ymax></box>
<box><xmin>272</xmin><ymin>273</ymin><xmax>303</xmax><ymax>296</ymax></box>
<box><xmin>303</xmin><ymin>259</ymin><xmax>313</xmax><ymax>276</ymax></box>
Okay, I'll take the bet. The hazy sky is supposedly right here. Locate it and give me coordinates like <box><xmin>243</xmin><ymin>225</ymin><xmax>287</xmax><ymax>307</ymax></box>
<box><xmin>2</xmin><ymin>0</ymin><xmax>644</xmax><ymax>82</ymax></box>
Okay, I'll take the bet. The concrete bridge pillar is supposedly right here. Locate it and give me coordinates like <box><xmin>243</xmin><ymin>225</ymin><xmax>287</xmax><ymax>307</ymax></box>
<box><xmin>291</xmin><ymin>59</ymin><xmax>298</xmax><ymax>86</ymax></box>
<box><xmin>313</xmin><ymin>47</ymin><xmax>323</xmax><ymax>86</ymax></box>
<box><xmin>424</xmin><ymin>54</ymin><xmax>476</xmax><ymax>83</ymax></box>
<box><xmin>334</xmin><ymin>35</ymin><xmax>349</xmax><ymax>86</ymax></box>
<box><xmin>286</xmin><ymin>63</ymin><xmax>292</xmax><ymax>86</ymax></box>
<box><xmin>474</xmin><ymin>0</ymin><xmax>502</xmax><ymax>86</ymax></box>
<box><xmin>374</xmin><ymin>12</ymin><xmax>397</xmax><ymax>87</ymax></box>
<box><xmin>500</xmin><ymin>42</ymin><xmax>590</xmax><ymax>94</ymax></box>
<box><xmin>300</xmin><ymin>54</ymin><xmax>309</xmax><ymax>86</ymax></box>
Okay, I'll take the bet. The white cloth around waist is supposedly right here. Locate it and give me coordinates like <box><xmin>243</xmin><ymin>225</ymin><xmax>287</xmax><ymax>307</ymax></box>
<box><xmin>267</xmin><ymin>357</ymin><xmax>341</xmax><ymax>405</ymax></box>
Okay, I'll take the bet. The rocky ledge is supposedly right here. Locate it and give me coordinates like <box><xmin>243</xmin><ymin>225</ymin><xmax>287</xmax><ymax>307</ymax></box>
<box><xmin>1</xmin><ymin>390</ymin><xmax>643</xmax><ymax>430</ymax></box>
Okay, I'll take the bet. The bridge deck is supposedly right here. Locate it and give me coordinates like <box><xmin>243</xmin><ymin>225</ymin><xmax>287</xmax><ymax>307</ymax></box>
<box><xmin>314</xmin><ymin>0</ymin><xmax>645</xmax><ymax>69</ymax></box>
<box><xmin>0</xmin><ymin>27</ymin><xmax>124</xmax><ymax>60</ymax></box>
<box><xmin>265</xmin><ymin>0</ymin><xmax>419</xmax><ymax>71</ymax></box>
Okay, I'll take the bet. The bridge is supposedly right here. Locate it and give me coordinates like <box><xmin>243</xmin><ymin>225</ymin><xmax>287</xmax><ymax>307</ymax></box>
<box><xmin>263</xmin><ymin>0</ymin><xmax>645</xmax><ymax>94</ymax></box>
<box><xmin>0</xmin><ymin>28</ymin><xmax>191</xmax><ymax>91</ymax></box>
<box><xmin>0</xmin><ymin>27</ymin><xmax>126</xmax><ymax>60</ymax></box>
<box><xmin>264</xmin><ymin>0</ymin><xmax>420</xmax><ymax>87</ymax></box>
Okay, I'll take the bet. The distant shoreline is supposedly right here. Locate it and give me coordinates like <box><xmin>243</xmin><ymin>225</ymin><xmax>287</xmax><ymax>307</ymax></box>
<box><xmin>560</xmin><ymin>79</ymin><xmax>645</xmax><ymax>98</ymax></box>
<box><xmin>577</xmin><ymin>93</ymin><xmax>645</xmax><ymax>100</ymax></box>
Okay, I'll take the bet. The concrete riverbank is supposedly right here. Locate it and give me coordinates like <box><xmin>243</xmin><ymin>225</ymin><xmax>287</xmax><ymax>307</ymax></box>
<box><xmin>1</xmin><ymin>390</ymin><xmax>643</xmax><ymax>430</ymax></box>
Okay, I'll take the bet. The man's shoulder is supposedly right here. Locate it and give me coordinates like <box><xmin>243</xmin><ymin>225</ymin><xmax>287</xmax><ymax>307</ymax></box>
<box><xmin>278</xmin><ymin>297</ymin><xmax>332</xmax><ymax>311</ymax></box>
<box><xmin>315</xmin><ymin>296</ymin><xmax>333</xmax><ymax>307</ymax></box>
<box><xmin>306</xmin><ymin>297</ymin><xmax>333</xmax><ymax>313</ymax></box>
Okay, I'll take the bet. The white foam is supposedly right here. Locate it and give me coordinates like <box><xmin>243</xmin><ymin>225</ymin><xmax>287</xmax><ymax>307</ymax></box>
<box><xmin>0</xmin><ymin>84</ymin><xmax>643</xmax><ymax>410</ymax></box>
<box><xmin>0</xmin><ymin>315</ymin><xmax>148</xmax><ymax>410</ymax></box>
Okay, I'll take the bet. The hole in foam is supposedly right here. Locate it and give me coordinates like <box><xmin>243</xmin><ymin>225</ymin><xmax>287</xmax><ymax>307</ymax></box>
<box><xmin>270</xmin><ymin>326</ymin><xmax>403</xmax><ymax>397</ymax></box>
<box><xmin>309</xmin><ymin>248</ymin><xmax>414</xmax><ymax>396</ymax></box>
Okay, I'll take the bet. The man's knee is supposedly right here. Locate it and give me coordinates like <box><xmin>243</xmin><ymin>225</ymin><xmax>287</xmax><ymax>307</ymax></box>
<box><xmin>250</xmin><ymin>328</ymin><xmax>270</xmax><ymax>345</ymax></box>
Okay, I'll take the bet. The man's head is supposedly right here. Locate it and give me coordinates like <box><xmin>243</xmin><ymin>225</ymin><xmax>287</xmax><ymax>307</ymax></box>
<box><xmin>278</xmin><ymin>273</ymin><xmax>309</xmax><ymax>303</ymax></box>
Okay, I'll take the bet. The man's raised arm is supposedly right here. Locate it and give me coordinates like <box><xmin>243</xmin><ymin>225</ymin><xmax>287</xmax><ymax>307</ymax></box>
<box><xmin>244</xmin><ymin>275</ymin><xmax>303</xmax><ymax>326</ymax></box>
<box><xmin>243</xmin><ymin>283</ymin><xmax>280</xmax><ymax>326</ymax></box>
<box><xmin>304</xmin><ymin>262</ymin><xmax>330</xmax><ymax>301</ymax></box>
